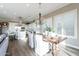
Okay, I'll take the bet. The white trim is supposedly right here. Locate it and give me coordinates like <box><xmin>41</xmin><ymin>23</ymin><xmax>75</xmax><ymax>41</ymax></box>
<box><xmin>63</xmin><ymin>44</ymin><xmax>79</xmax><ymax>50</ymax></box>
<box><xmin>74</xmin><ymin>9</ymin><xmax>77</xmax><ymax>39</ymax></box>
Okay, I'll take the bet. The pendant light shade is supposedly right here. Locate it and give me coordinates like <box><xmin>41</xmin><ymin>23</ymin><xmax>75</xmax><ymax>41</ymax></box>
<box><xmin>39</xmin><ymin>13</ymin><xmax>41</xmax><ymax>25</ymax></box>
<box><xmin>38</xmin><ymin>3</ymin><xmax>42</xmax><ymax>33</ymax></box>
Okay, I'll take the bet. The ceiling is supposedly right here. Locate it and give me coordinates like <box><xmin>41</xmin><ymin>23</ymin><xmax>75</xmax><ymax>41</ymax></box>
<box><xmin>0</xmin><ymin>3</ymin><xmax>69</xmax><ymax>23</ymax></box>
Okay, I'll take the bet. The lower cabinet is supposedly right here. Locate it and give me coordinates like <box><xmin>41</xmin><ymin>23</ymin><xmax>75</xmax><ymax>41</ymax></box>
<box><xmin>35</xmin><ymin>34</ymin><xmax>49</xmax><ymax>56</ymax></box>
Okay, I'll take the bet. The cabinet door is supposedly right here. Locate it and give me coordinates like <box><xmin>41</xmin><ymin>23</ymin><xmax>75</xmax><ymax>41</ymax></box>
<box><xmin>35</xmin><ymin>34</ymin><xmax>49</xmax><ymax>55</ymax></box>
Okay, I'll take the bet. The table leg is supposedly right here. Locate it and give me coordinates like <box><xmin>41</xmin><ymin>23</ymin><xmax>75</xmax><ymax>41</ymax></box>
<box><xmin>52</xmin><ymin>43</ymin><xmax>60</xmax><ymax>56</ymax></box>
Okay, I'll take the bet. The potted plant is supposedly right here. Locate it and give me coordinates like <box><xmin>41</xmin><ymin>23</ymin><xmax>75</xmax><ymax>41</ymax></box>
<box><xmin>45</xmin><ymin>24</ymin><xmax>55</xmax><ymax>36</ymax></box>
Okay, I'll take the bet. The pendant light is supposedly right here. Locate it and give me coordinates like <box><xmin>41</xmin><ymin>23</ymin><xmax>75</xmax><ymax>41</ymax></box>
<box><xmin>17</xmin><ymin>16</ymin><xmax>23</xmax><ymax>26</ymax></box>
<box><xmin>38</xmin><ymin>3</ymin><xmax>42</xmax><ymax>33</ymax></box>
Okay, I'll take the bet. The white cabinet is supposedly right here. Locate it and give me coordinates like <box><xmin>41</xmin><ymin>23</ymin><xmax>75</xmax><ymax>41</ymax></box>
<box><xmin>28</xmin><ymin>32</ymin><xmax>34</xmax><ymax>48</ymax></box>
<box><xmin>35</xmin><ymin>34</ymin><xmax>49</xmax><ymax>56</ymax></box>
<box><xmin>15</xmin><ymin>26</ymin><xmax>26</xmax><ymax>41</ymax></box>
<box><xmin>18</xmin><ymin>31</ymin><xmax>26</xmax><ymax>40</ymax></box>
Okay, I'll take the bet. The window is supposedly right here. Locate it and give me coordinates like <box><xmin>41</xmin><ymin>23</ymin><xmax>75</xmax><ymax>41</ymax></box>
<box><xmin>42</xmin><ymin>17</ymin><xmax>52</xmax><ymax>32</ymax></box>
<box><xmin>53</xmin><ymin>9</ymin><xmax>77</xmax><ymax>38</ymax></box>
<box><xmin>53</xmin><ymin>14</ymin><xmax>63</xmax><ymax>34</ymax></box>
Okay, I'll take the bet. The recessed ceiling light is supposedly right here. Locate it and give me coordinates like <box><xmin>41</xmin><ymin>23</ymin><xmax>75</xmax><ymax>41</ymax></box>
<box><xmin>0</xmin><ymin>4</ymin><xmax>4</xmax><ymax>8</ymax></box>
<box><xmin>26</xmin><ymin>3</ymin><xmax>30</xmax><ymax>7</ymax></box>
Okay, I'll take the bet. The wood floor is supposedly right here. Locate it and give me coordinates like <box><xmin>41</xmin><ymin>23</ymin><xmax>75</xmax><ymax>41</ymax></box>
<box><xmin>5</xmin><ymin>39</ymin><xmax>78</xmax><ymax>56</ymax></box>
<box><xmin>6</xmin><ymin>39</ymin><xmax>37</xmax><ymax>56</ymax></box>
<box><xmin>7</xmin><ymin>39</ymin><xmax>70</xmax><ymax>56</ymax></box>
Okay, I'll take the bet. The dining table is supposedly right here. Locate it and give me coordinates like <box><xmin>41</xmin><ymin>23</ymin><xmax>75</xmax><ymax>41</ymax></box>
<box><xmin>43</xmin><ymin>35</ymin><xmax>67</xmax><ymax>56</ymax></box>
